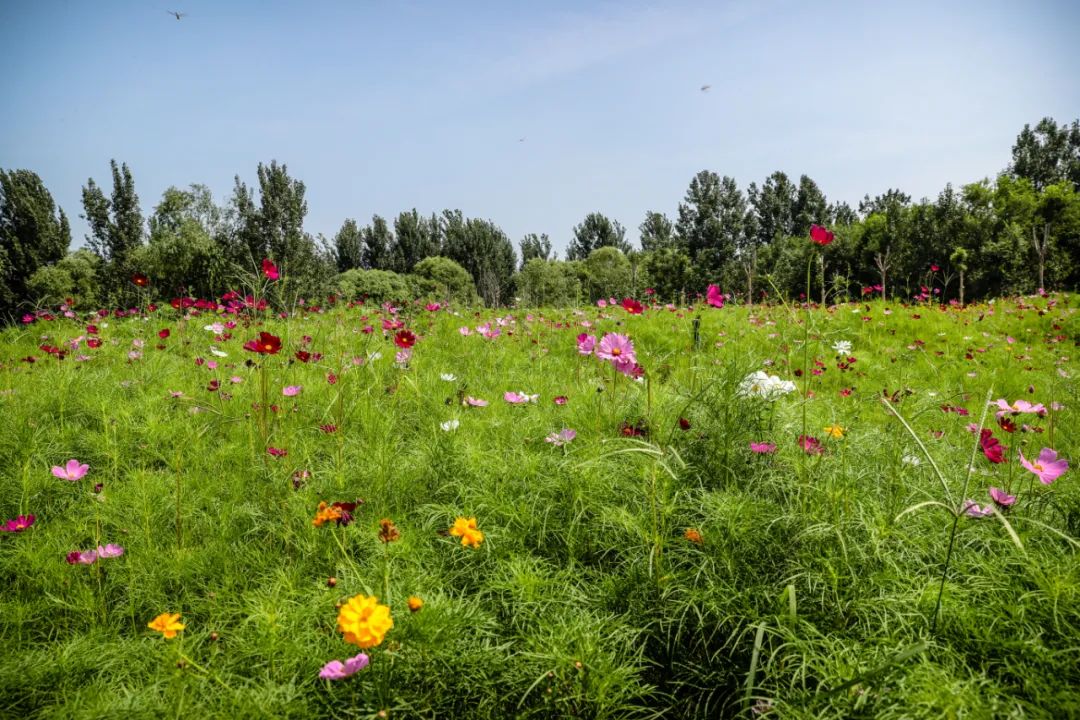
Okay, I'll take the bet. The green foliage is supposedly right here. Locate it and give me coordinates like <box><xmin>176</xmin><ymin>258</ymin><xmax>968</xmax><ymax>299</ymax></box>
<box><xmin>413</xmin><ymin>256</ymin><xmax>477</xmax><ymax>304</ymax></box>
<box><xmin>81</xmin><ymin>160</ymin><xmax>144</xmax><ymax>306</ymax></box>
<box><xmin>1009</xmin><ymin>116</ymin><xmax>1080</xmax><ymax>190</ymax></box>
<box><xmin>389</xmin><ymin>210</ymin><xmax>440</xmax><ymax>274</ymax></box>
<box><xmin>638</xmin><ymin>211</ymin><xmax>675</xmax><ymax>252</ymax></box>
<box><xmin>332</xmin><ymin>218</ymin><xmax>363</xmax><ymax>272</ymax></box>
<box><xmin>440</xmin><ymin>211</ymin><xmax>517</xmax><ymax>306</ymax></box>
<box><xmin>582</xmin><ymin>246</ymin><xmax>633</xmax><ymax>301</ymax></box>
<box><xmin>26</xmin><ymin>249</ymin><xmax>102</xmax><ymax>308</ymax></box>
<box><xmin>519</xmin><ymin>233</ymin><xmax>553</xmax><ymax>267</ymax></box>
<box><xmin>643</xmin><ymin>247</ymin><xmax>691</xmax><ymax>303</ymax></box>
<box><xmin>0</xmin><ymin>168</ymin><xmax>71</xmax><ymax>318</ymax></box>
<box><xmin>515</xmin><ymin>258</ymin><xmax>582</xmax><ymax>306</ymax></box>
<box><xmin>567</xmin><ymin>212</ymin><xmax>630</xmax><ymax>261</ymax></box>
<box><xmin>335</xmin><ymin>267</ymin><xmax>413</xmax><ymax>303</ymax></box>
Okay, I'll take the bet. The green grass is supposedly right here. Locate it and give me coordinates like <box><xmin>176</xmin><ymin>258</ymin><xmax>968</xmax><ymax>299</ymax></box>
<box><xmin>0</xmin><ymin>295</ymin><xmax>1077</xmax><ymax>719</ymax></box>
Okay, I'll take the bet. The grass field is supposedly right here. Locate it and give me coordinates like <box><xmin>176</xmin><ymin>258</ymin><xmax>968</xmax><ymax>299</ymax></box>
<box><xmin>1</xmin><ymin>292</ymin><xmax>1077</xmax><ymax>719</ymax></box>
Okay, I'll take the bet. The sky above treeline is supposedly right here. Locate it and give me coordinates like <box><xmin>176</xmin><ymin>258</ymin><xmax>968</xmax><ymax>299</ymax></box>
<box><xmin>1</xmin><ymin>0</ymin><xmax>1078</xmax><ymax>256</ymax></box>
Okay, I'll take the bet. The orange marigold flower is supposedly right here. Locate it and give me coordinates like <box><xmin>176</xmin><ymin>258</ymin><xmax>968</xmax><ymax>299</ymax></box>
<box><xmin>148</xmin><ymin>612</ymin><xmax>185</xmax><ymax>639</ymax></box>
<box><xmin>449</xmin><ymin>516</ymin><xmax>484</xmax><ymax>548</ymax></box>
<box><xmin>407</xmin><ymin>596</ymin><xmax>423</xmax><ymax>613</ymax></box>
<box><xmin>313</xmin><ymin>501</ymin><xmax>343</xmax><ymax>527</ymax></box>
<box><xmin>684</xmin><ymin>528</ymin><xmax>703</xmax><ymax>545</ymax></box>
<box><xmin>378</xmin><ymin>518</ymin><xmax>400</xmax><ymax>543</ymax></box>
<box><xmin>337</xmin><ymin>594</ymin><xmax>393</xmax><ymax>649</ymax></box>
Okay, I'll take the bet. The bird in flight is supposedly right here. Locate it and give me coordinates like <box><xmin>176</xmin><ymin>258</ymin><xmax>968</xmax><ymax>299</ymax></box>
<box><xmin>700</xmin><ymin>84</ymin><xmax>711</xmax><ymax>92</ymax></box>
<box><xmin>518</xmin><ymin>137</ymin><xmax>526</xmax><ymax>143</ymax></box>
<box><xmin>168</xmin><ymin>10</ymin><xmax>186</xmax><ymax>20</ymax></box>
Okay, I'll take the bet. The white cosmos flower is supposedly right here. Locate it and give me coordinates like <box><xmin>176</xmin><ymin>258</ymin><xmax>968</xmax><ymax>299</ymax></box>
<box><xmin>440</xmin><ymin>419</ymin><xmax>460</xmax><ymax>432</ymax></box>
<box><xmin>832</xmin><ymin>340</ymin><xmax>852</xmax><ymax>355</ymax></box>
<box><xmin>440</xmin><ymin>373</ymin><xmax>457</xmax><ymax>382</ymax></box>
<box><xmin>210</xmin><ymin>347</ymin><xmax>228</xmax><ymax>358</ymax></box>
<box><xmin>204</xmin><ymin>322</ymin><xmax>225</xmax><ymax>334</ymax></box>
<box><xmin>738</xmin><ymin>371</ymin><xmax>796</xmax><ymax>400</ymax></box>
<box><xmin>902</xmin><ymin>454</ymin><xmax>921</xmax><ymax>466</ymax></box>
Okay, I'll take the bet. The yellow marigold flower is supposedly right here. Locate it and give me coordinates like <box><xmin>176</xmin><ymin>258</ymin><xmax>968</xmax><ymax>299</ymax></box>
<box><xmin>337</xmin><ymin>594</ymin><xmax>393</xmax><ymax>649</ymax></box>
<box><xmin>449</xmin><ymin>516</ymin><xmax>484</xmax><ymax>548</ymax></box>
<box><xmin>407</xmin><ymin>596</ymin><xmax>423</xmax><ymax>613</ymax></box>
<box><xmin>824</xmin><ymin>424</ymin><xmax>845</xmax><ymax>439</ymax></box>
<box><xmin>313</xmin><ymin>501</ymin><xmax>342</xmax><ymax>527</ymax></box>
<box><xmin>683</xmin><ymin>528</ymin><xmax>703</xmax><ymax>545</ymax></box>
<box><xmin>148</xmin><ymin>612</ymin><xmax>185</xmax><ymax>639</ymax></box>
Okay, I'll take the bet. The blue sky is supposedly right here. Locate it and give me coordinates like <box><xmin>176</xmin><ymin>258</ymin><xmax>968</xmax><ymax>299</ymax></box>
<box><xmin>2</xmin><ymin>0</ymin><xmax>1078</xmax><ymax>255</ymax></box>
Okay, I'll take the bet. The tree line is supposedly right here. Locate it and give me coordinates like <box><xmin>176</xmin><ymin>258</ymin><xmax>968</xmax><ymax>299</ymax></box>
<box><xmin>2</xmin><ymin>117</ymin><xmax>1078</xmax><ymax>318</ymax></box>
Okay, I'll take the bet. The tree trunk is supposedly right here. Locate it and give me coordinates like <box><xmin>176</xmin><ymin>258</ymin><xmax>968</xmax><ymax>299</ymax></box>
<box><xmin>959</xmin><ymin>270</ymin><xmax>964</xmax><ymax>306</ymax></box>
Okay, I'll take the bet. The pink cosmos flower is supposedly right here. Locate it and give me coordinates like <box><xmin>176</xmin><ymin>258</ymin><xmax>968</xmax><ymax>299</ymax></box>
<box><xmin>992</xmin><ymin>398</ymin><xmax>1047</xmax><ymax>418</ymax></box>
<box><xmin>1019</xmin><ymin>448</ymin><xmax>1069</xmax><ymax>485</ymax></box>
<box><xmin>1</xmin><ymin>515</ymin><xmax>35</xmax><ymax>533</ymax></box>
<box><xmin>464</xmin><ymin>396</ymin><xmax>489</xmax><ymax>407</ymax></box>
<box><xmin>596</xmin><ymin>299</ymin><xmax>608</xmax><ymax>308</ymax></box>
<box><xmin>798</xmin><ymin>435</ymin><xmax>824</xmax><ymax>455</ymax></box>
<box><xmin>545</xmin><ymin>429</ymin><xmax>577</xmax><ymax>447</ymax></box>
<box><xmin>319</xmin><ymin>653</ymin><xmax>370</xmax><ymax>680</ymax></box>
<box><xmin>706</xmin><ymin>284</ymin><xmax>725</xmax><ymax>309</ymax></box>
<box><xmin>67</xmin><ymin>550</ymin><xmax>97</xmax><ymax>565</ymax></box>
<box><xmin>459</xmin><ymin>326</ymin><xmax>472</xmax><ymax>336</ymax></box>
<box><xmin>553</xmin><ymin>396</ymin><xmax>568</xmax><ymax>405</ymax></box>
<box><xmin>595</xmin><ymin>333</ymin><xmax>635</xmax><ymax>364</ymax></box>
<box><xmin>988</xmin><ymin>487</ymin><xmax>1016</xmax><ymax>507</ymax></box>
<box><xmin>750</xmin><ymin>442</ymin><xmax>777</xmax><ymax>454</ymax></box>
<box><xmin>262</xmin><ymin>258</ymin><xmax>280</xmax><ymax>280</ymax></box>
<box><xmin>576</xmin><ymin>333</ymin><xmax>596</xmax><ymax>355</ymax></box>
<box><xmin>282</xmin><ymin>385</ymin><xmax>302</xmax><ymax>397</ymax></box>
<box><xmin>96</xmin><ymin>544</ymin><xmax>125</xmax><ymax>558</ymax></box>
<box><xmin>52</xmin><ymin>459</ymin><xmax>89</xmax><ymax>482</ymax></box>
<box><xmin>963</xmin><ymin>501</ymin><xmax>993</xmax><ymax>518</ymax></box>
<box><xmin>503</xmin><ymin>391</ymin><xmax>536</xmax><ymax>404</ymax></box>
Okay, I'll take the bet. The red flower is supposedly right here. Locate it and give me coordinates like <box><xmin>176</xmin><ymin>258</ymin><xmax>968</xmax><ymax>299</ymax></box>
<box><xmin>979</xmin><ymin>429</ymin><xmax>1006</xmax><ymax>464</ymax></box>
<box><xmin>262</xmin><ymin>258</ymin><xmax>280</xmax><ymax>280</ymax></box>
<box><xmin>243</xmin><ymin>332</ymin><xmax>282</xmax><ymax>355</ymax></box>
<box><xmin>267</xmin><ymin>447</ymin><xmax>288</xmax><ymax>458</ymax></box>
<box><xmin>87</xmin><ymin>338</ymin><xmax>102</xmax><ymax>349</ymax></box>
<box><xmin>393</xmin><ymin>330</ymin><xmax>416</xmax><ymax>349</ymax></box>
<box><xmin>295</xmin><ymin>350</ymin><xmax>312</xmax><ymax>363</ymax></box>
<box><xmin>621</xmin><ymin>298</ymin><xmax>643</xmax><ymax>315</ymax></box>
<box><xmin>678</xmin><ymin>417</ymin><xmax>691</xmax><ymax>431</ymax></box>
<box><xmin>131</xmin><ymin>273</ymin><xmax>150</xmax><ymax>287</ymax></box>
<box><xmin>158</xmin><ymin>328</ymin><xmax>170</xmax><ymax>339</ymax></box>
<box><xmin>809</xmin><ymin>224</ymin><xmax>834</xmax><ymax>246</ymax></box>
<box><xmin>798</xmin><ymin>435</ymin><xmax>824</xmax><ymax>455</ymax></box>
<box><xmin>930</xmin><ymin>264</ymin><xmax>940</xmax><ymax>272</ymax></box>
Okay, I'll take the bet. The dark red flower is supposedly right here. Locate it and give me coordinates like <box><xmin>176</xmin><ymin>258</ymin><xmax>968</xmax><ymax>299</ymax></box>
<box><xmin>158</xmin><ymin>328</ymin><xmax>170</xmax><ymax>339</ymax></box>
<box><xmin>809</xmin><ymin>224</ymin><xmax>834</xmax><ymax>246</ymax></box>
<box><xmin>621</xmin><ymin>298</ymin><xmax>643</xmax><ymax>315</ymax></box>
<box><xmin>798</xmin><ymin>435</ymin><xmax>824</xmax><ymax>455</ymax></box>
<box><xmin>243</xmin><ymin>332</ymin><xmax>282</xmax><ymax>355</ymax></box>
<box><xmin>979</xmin><ymin>429</ymin><xmax>1006</xmax><ymax>463</ymax></box>
<box><xmin>393</xmin><ymin>330</ymin><xmax>416</xmax><ymax>349</ymax></box>
<box><xmin>262</xmin><ymin>258</ymin><xmax>280</xmax><ymax>280</ymax></box>
<box><xmin>132</xmin><ymin>273</ymin><xmax>150</xmax><ymax>287</ymax></box>
<box><xmin>295</xmin><ymin>350</ymin><xmax>311</xmax><ymax>363</ymax></box>
<box><xmin>678</xmin><ymin>417</ymin><xmax>691</xmax><ymax>431</ymax></box>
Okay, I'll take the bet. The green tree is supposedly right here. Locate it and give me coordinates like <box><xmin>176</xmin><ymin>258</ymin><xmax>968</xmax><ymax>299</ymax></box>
<box><xmin>333</xmin><ymin>219</ymin><xmax>363</xmax><ymax>271</ymax></box>
<box><xmin>567</xmin><ymin>212</ymin><xmax>629</xmax><ymax>260</ymax></box>
<box><xmin>515</xmin><ymin>258</ymin><xmax>582</xmax><ymax>306</ymax></box>
<box><xmin>135</xmin><ymin>187</ymin><xmax>228</xmax><ymax>299</ymax></box>
<box><xmin>1009</xmin><ymin>117</ymin><xmax>1080</xmax><ymax>191</ymax></box>
<box><xmin>643</xmin><ymin>247</ymin><xmax>691</xmax><ymax>303</ymax></box>
<box><xmin>81</xmin><ymin>160</ymin><xmax>143</xmax><ymax>304</ymax></box>
<box><xmin>0</xmin><ymin>169</ymin><xmax>71</xmax><ymax>317</ymax></box>
<box><xmin>792</xmin><ymin>174</ymin><xmax>828</xmax><ymax>236</ymax></box>
<box><xmin>519</xmin><ymin>233</ymin><xmax>553</xmax><ymax>268</ymax></box>
<box><xmin>582</xmin><ymin>246</ymin><xmax>632</xmax><ymax>301</ymax></box>
<box><xmin>27</xmin><ymin>249</ymin><xmax>101</xmax><ymax>308</ymax></box>
<box><xmin>362</xmin><ymin>215</ymin><xmax>393</xmax><ymax>270</ymax></box>
<box><xmin>440</xmin><ymin>211</ymin><xmax>517</xmax><ymax>305</ymax></box>
<box><xmin>413</xmin><ymin>256</ymin><xmax>477</xmax><ymax>304</ymax></box>
<box><xmin>639</xmin><ymin>211</ymin><xmax>675</xmax><ymax>251</ymax></box>
<box><xmin>389</xmin><ymin>210</ymin><xmax>440</xmax><ymax>273</ymax></box>
<box><xmin>748</xmin><ymin>171</ymin><xmax>796</xmax><ymax>246</ymax></box>
<box><xmin>336</xmin><ymin>268</ymin><xmax>412</xmax><ymax>303</ymax></box>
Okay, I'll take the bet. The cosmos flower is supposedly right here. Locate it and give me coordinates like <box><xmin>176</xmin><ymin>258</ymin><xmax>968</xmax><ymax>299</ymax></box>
<box><xmin>337</xmin><ymin>595</ymin><xmax>393</xmax><ymax>649</ymax></box>
<box><xmin>440</xmin><ymin>373</ymin><xmax>457</xmax><ymax>382</ymax></box>
<box><xmin>832</xmin><ymin>340</ymin><xmax>852</xmax><ymax>355</ymax></box>
<box><xmin>750</xmin><ymin>442</ymin><xmax>777</xmax><ymax>454</ymax></box>
<box><xmin>148</xmin><ymin>612</ymin><xmax>185</xmax><ymax>639</ymax></box>
<box><xmin>1</xmin><ymin>515</ymin><xmax>35</xmax><ymax>533</ymax></box>
<box><xmin>464</xmin><ymin>396</ymin><xmax>488</xmax><ymax>407</ymax></box>
<box><xmin>737</xmin><ymin>371</ymin><xmax>796</xmax><ymax>400</ymax></box>
<box><xmin>595</xmin><ymin>333</ymin><xmax>635</xmax><ymax>364</ymax></box>
<box><xmin>440</xmin><ymin>419</ymin><xmax>460</xmax><ymax>432</ymax></box>
<box><xmin>449</xmin><ymin>516</ymin><xmax>484</xmax><ymax>548</ymax></box>
<box><xmin>798</xmin><ymin>435</ymin><xmax>824</xmax><ymax>455</ymax></box>
<box><xmin>809</xmin><ymin>224</ymin><xmax>834</xmax><ymax>246</ymax></box>
<box><xmin>244</xmin><ymin>332</ymin><xmax>282</xmax><ymax>355</ymax></box>
<box><xmin>706</xmin><ymin>285</ymin><xmax>725</xmax><ymax>308</ymax></box>
<box><xmin>1019</xmin><ymin>448</ymin><xmax>1068</xmax><ymax>485</ymax></box>
<box><xmin>979</xmin><ymin>429</ymin><xmax>1006</xmax><ymax>464</ymax></box>
<box><xmin>262</xmin><ymin>258</ymin><xmax>280</xmax><ymax>280</ymax></box>
<box><xmin>576</xmin><ymin>333</ymin><xmax>596</xmax><ymax>355</ymax></box>
<box><xmin>621</xmin><ymin>298</ymin><xmax>643</xmax><ymax>314</ymax></box>
<box><xmin>988</xmin><ymin>487</ymin><xmax>1016</xmax><ymax>507</ymax></box>
<box><xmin>52</xmin><ymin>459</ymin><xmax>89</xmax><ymax>482</ymax></box>
<box><xmin>545</xmin><ymin>428</ymin><xmax>576</xmax><ymax>447</ymax></box>
<box><xmin>963</xmin><ymin>501</ymin><xmax>993</xmax><ymax>518</ymax></box>
<box><xmin>394</xmin><ymin>330</ymin><xmax>416</xmax><ymax>349</ymax></box>
<box><xmin>684</xmin><ymin>528</ymin><xmax>704</xmax><ymax>544</ymax></box>
<box><xmin>282</xmin><ymin>385</ymin><xmax>302</xmax><ymax>397</ymax></box>
<box><xmin>319</xmin><ymin>653</ymin><xmax>369</xmax><ymax>680</ymax></box>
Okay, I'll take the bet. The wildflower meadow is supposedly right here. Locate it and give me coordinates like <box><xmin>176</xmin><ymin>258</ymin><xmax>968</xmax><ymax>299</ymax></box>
<box><xmin>0</xmin><ymin>259</ymin><xmax>1077</xmax><ymax>719</ymax></box>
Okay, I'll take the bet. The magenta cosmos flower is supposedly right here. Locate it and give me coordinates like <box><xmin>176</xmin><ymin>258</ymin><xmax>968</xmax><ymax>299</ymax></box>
<box><xmin>52</xmin><ymin>459</ymin><xmax>89</xmax><ymax>482</ymax></box>
<box><xmin>706</xmin><ymin>285</ymin><xmax>725</xmax><ymax>308</ymax></box>
<box><xmin>319</xmin><ymin>653</ymin><xmax>369</xmax><ymax>680</ymax></box>
<box><xmin>963</xmin><ymin>501</ymin><xmax>993</xmax><ymax>518</ymax></box>
<box><xmin>750</xmin><ymin>442</ymin><xmax>777</xmax><ymax>454</ymax></box>
<box><xmin>992</xmin><ymin>398</ymin><xmax>1047</xmax><ymax>418</ymax></box>
<box><xmin>576</xmin><ymin>333</ymin><xmax>596</xmax><ymax>355</ymax></box>
<box><xmin>282</xmin><ymin>385</ymin><xmax>302</xmax><ymax>397</ymax></box>
<box><xmin>988</xmin><ymin>487</ymin><xmax>1016</xmax><ymax>507</ymax></box>
<box><xmin>1019</xmin><ymin>448</ymin><xmax>1069</xmax><ymax>485</ymax></box>
<box><xmin>1</xmin><ymin>515</ymin><xmax>35</xmax><ymax>533</ymax></box>
<box><xmin>595</xmin><ymin>333</ymin><xmax>635</xmax><ymax>364</ymax></box>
